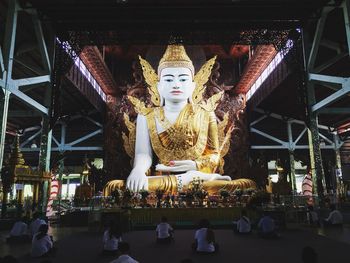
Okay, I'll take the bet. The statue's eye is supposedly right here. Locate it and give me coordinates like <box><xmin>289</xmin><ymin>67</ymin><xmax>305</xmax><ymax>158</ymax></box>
<box><xmin>180</xmin><ymin>79</ymin><xmax>188</xmax><ymax>82</ymax></box>
<box><xmin>164</xmin><ymin>79</ymin><xmax>173</xmax><ymax>82</ymax></box>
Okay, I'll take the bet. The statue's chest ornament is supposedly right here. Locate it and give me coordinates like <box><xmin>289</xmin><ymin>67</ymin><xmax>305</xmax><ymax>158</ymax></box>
<box><xmin>155</xmin><ymin>107</ymin><xmax>195</xmax><ymax>149</ymax></box>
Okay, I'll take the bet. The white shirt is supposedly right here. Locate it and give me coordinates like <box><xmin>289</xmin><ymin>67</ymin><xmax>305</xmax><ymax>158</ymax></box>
<box><xmin>110</xmin><ymin>254</ymin><xmax>139</xmax><ymax>263</ymax></box>
<box><xmin>236</xmin><ymin>216</ymin><xmax>251</xmax><ymax>233</ymax></box>
<box><xmin>156</xmin><ymin>222</ymin><xmax>173</xmax><ymax>239</ymax></box>
<box><xmin>30</xmin><ymin>218</ymin><xmax>46</xmax><ymax>236</ymax></box>
<box><xmin>10</xmin><ymin>221</ymin><xmax>28</xmax><ymax>236</ymax></box>
<box><xmin>194</xmin><ymin>228</ymin><xmax>215</xmax><ymax>253</ymax></box>
<box><xmin>103</xmin><ymin>230</ymin><xmax>122</xmax><ymax>251</ymax></box>
<box><xmin>326</xmin><ymin>210</ymin><xmax>343</xmax><ymax>225</ymax></box>
<box><xmin>31</xmin><ymin>233</ymin><xmax>53</xmax><ymax>257</ymax></box>
<box><xmin>258</xmin><ymin>216</ymin><xmax>275</xmax><ymax>233</ymax></box>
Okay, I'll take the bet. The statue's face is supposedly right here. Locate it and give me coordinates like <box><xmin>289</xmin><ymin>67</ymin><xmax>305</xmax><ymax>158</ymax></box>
<box><xmin>157</xmin><ymin>67</ymin><xmax>195</xmax><ymax>103</ymax></box>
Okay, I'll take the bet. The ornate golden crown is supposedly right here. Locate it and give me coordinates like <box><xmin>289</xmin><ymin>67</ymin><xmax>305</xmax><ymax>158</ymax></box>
<box><xmin>157</xmin><ymin>44</ymin><xmax>195</xmax><ymax>77</ymax></box>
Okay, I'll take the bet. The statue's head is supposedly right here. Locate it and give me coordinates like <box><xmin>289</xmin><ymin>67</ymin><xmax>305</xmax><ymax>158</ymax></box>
<box><xmin>157</xmin><ymin>45</ymin><xmax>195</xmax><ymax>104</ymax></box>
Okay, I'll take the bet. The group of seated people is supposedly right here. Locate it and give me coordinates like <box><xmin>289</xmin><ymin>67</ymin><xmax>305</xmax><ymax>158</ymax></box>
<box><xmin>306</xmin><ymin>204</ymin><xmax>343</xmax><ymax>227</ymax></box>
<box><xmin>233</xmin><ymin>210</ymin><xmax>279</xmax><ymax>238</ymax></box>
<box><xmin>102</xmin><ymin>221</ymin><xmax>139</xmax><ymax>263</ymax></box>
<box><xmin>7</xmin><ymin>212</ymin><xmax>55</xmax><ymax>258</ymax></box>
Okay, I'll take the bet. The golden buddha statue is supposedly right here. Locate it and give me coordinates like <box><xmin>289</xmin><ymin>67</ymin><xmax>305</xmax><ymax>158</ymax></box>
<box><xmin>104</xmin><ymin>44</ymin><xmax>256</xmax><ymax>196</ymax></box>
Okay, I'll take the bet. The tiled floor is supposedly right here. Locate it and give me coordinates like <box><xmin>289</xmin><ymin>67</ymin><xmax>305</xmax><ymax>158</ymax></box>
<box><xmin>1</xmin><ymin>225</ymin><xmax>349</xmax><ymax>263</ymax></box>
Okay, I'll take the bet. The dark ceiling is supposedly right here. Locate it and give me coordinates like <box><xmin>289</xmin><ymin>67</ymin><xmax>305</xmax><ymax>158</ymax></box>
<box><xmin>25</xmin><ymin>0</ymin><xmax>328</xmax><ymax>45</ymax></box>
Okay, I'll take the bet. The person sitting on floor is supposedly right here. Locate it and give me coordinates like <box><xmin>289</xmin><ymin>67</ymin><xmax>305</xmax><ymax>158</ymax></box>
<box><xmin>323</xmin><ymin>204</ymin><xmax>343</xmax><ymax>227</ymax></box>
<box><xmin>103</xmin><ymin>222</ymin><xmax>123</xmax><ymax>255</ymax></box>
<box><xmin>192</xmin><ymin>219</ymin><xmax>218</xmax><ymax>254</ymax></box>
<box><xmin>29</xmin><ymin>212</ymin><xmax>46</xmax><ymax>236</ymax></box>
<box><xmin>306</xmin><ymin>205</ymin><xmax>319</xmax><ymax>226</ymax></box>
<box><xmin>258</xmin><ymin>211</ymin><xmax>278</xmax><ymax>239</ymax></box>
<box><xmin>7</xmin><ymin>217</ymin><xmax>30</xmax><ymax>243</ymax></box>
<box><xmin>233</xmin><ymin>210</ymin><xmax>251</xmax><ymax>234</ymax></box>
<box><xmin>31</xmin><ymin>224</ymin><xmax>54</xmax><ymax>258</ymax></box>
<box><xmin>110</xmin><ymin>242</ymin><xmax>139</xmax><ymax>263</ymax></box>
<box><xmin>156</xmin><ymin>216</ymin><xmax>174</xmax><ymax>243</ymax></box>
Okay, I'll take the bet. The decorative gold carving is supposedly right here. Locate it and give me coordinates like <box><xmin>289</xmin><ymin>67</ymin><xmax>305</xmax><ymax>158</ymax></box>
<box><xmin>127</xmin><ymin>95</ymin><xmax>152</xmax><ymax>116</ymax></box>
<box><xmin>199</xmin><ymin>91</ymin><xmax>223</xmax><ymax>112</ymax></box>
<box><xmin>146</xmin><ymin>105</ymin><xmax>211</xmax><ymax>166</ymax></box>
<box><xmin>138</xmin><ymin>56</ymin><xmax>161</xmax><ymax>106</ymax></box>
<box><xmin>217</xmin><ymin>112</ymin><xmax>234</xmax><ymax>174</ymax></box>
<box><xmin>192</xmin><ymin>56</ymin><xmax>217</xmax><ymax>104</ymax></box>
<box><xmin>122</xmin><ymin>113</ymin><xmax>136</xmax><ymax>159</ymax></box>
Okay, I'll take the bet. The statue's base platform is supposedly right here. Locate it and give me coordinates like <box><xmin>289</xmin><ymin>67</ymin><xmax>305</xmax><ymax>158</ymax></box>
<box><xmin>88</xmin><ymin>207</ymin><xmax>286</xmax><ymax>231</ymax></box>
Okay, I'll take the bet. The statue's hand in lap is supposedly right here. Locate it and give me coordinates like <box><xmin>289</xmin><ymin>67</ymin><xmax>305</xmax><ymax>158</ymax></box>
<box><xmin>126</xmin><ymin>168</ymin><xmax>149</xmax><ymax>192</ymax></box>
<box><xmin>156</xmin><ymin>160</ymin><xmax>197</xmax><ymax>172</ymax></box>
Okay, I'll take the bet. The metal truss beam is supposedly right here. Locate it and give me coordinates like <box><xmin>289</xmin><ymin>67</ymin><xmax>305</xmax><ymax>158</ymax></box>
<box><xmin>85</xmin><ymin>116</ymin><xmax>102</xmax><ymax>127</ymax></box>
<box><xmin>31</xmin><ymin>10</ymin><xmax>51</xmax><ymax>73</ymax></box>
<box><xmin>0</xmin><ymin>46</ymin><xmax>4</xmax><ymax>73</ymax></box>
<box><xmin>8</xmin><ymin>85</ymin><xmax>48</xmax><ymax>114</ymax></box>
<box><xmin>251</xmin><ymin>145</ymin><xmax>335</xmax><ymax>150</ymax></box>
<box><xmin>52</xmin><ymin>136</ymin><xmax>60</xmax><ymax>147</ymax></box>
<box><xmin>253</xmin><ymin>108</ymin><xmax>331</xmax><ymax>130</ymax></box>
<box><xmin>318</xmin><ymin>108</ymin><xmax>350</xmax><ymax>114</ymax></box>
<box><xmin>313</xmin><ymin>52</ymin><xmax>348</xmax><ymax>73</ymax></box>
<box><xmin>20</xmin><ymin>129</ymin><xmax>41</xmax><ymax>147</ymax></box>
<box><xmin>250</xmin><ymin>109</ymin><xmax>338</xmax><ymax>151</ymax></box>
<box><xmin>14</xmin><ymin>75</ymin><xmax>50</xmax><ymax>87</ymax></box>
<box><xmin>67</xmin><ymin>129</ymin><xmax>102</xmax><ymax>146</ymax></box>
<box><xmin>311</xmin><ymin>82</ymin><xmax>350</xmax><ymax>112</ymax></box>
<box><xmin>8</xmin><ymin>110</ymin><xmax>42</xmax><ymax>117</ymax></box>
<box><xmin>308</xmin><ymin>6</ymin><xmax>332</xmax><ymax>70</ymax></box>
<box><xmin>250</xmin><ymin>127</ymin><xmax>287</xmax><ymax>146</ymax></box>
<box><xmin>342</xmin><ymin>0</ymin><xmax>350</xmax><ymax>54</ymax></box>
<box><xmin>309</xmin><ymin>74</ymin><xmax>348</xmax><ymax>85</ymax></box>
<box><xmin>20</xmin><ymin>146</ymin><xmax>103</xmax><ymax>152</ymax></box>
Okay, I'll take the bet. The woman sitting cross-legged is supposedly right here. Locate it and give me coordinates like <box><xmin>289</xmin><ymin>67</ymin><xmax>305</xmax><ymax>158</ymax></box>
<box><xmin>192</xmin><ymin>219</ymin><xmax>219</xmax><ymax>254</ymax></box>
<box><xmin>31</xmin><ymin>224</ymin><xmax>54</xmax><ymax>258</ymax></box>
<box><xmin>103</xmin><ymin>222</ymin><xmax>123</xmax><ymax>255</ymax></box>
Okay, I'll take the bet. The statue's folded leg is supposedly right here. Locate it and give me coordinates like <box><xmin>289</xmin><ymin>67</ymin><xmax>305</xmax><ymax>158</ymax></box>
<box><xmin>202</xmin><ymin>179</ymin><xmax>257</xmax><ymax>195</ymax></box>
<box><xmin>104</xmin><ymin>177</ymin><xmax>256</xmax><ymax>196</ymax></box>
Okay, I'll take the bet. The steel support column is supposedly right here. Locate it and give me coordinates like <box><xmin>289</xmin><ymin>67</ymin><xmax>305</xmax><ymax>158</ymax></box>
<box><xmin>0</xmin><ymin>0</ymin><xmax>17</xmax><ymax>169</ymax></box>
<box><xmin>0</xmin><ymin>91</ymin><xmax>10</xmax><ymax>168</ymax></box>
<box><xmin>287</xmin><ymin>122</ymin><xmax>297</xmax><ymax>192</ymax></box>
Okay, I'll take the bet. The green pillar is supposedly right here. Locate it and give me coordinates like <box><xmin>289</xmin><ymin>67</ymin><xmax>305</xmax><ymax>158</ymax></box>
<box><xmin>0</xmin><ymin>0</ymin><xmax>17</xmax><ymax>169</ymax></box>
<box><xmin>38</xmin><ymin>116</ymin><xmax>52</xmax><ymax>212</ymax></box>
<box><xmin>0</xmin><ymin>90</ymin><xmax>10</xmax><ymax>169</ymax></box>
<box><xmin>334</xmin><ymin>134</ymin><xmax>343</xmax><ymax>199</ymax></box>
<box><xmin>289</xmin><ymin>150</ymin><xmax>297</xmax><ymax>193</ymax></box>
<box><xmin>307</xmin><ymin>129</ymin><xmax>317</xmax><ymax>195</ymax></box>
<box><xmin>308</xmin><ymin>114</ymin><xmax>326</xmax><ymax>205</ymax></box>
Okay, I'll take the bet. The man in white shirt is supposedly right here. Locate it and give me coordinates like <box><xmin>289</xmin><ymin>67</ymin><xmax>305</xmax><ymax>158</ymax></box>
<box><xmin>234</xmin><ymin>210</ymin><xmax>251</xmax><ymax>234</ymax></box>
<box><xmin>10</xmin><ymin>218</ymin><xmax>28</xmax><ymax>237</ymax></box>
<box><xmin>156</xmin><ymin>216</ymin><xmax>174</xmax><ymax>243</ymax></box>
<box><xmin>7</xmin><ymin>217</ymin><xmax>30</xmax><ymax>243</ymax></box>
<box><xmin>324</xmin><ymin>204</ymin><xmax>343</xmax><ymax>226</ymax></box>
<box><xmin>31</xmin><ymin>224</ymin><xmax>53</xmax><ymax>258</ymax></box>
<box><xmin>110</xmin><ymin>242</ymin><xmax>139</xmax><ymax>263</ymax></box>
<box><xmin>258</xmin><ymin>212</ymin><xmax>278</xmax><ymax>238</ymax></box>
<box><xmin>29</xmin><ymin>213</ymin><xmax>46</xmax><ymax>236</ymax></box>
<box><xmin>192</xmin><ymin>219</ymin><xmax>217</xmax><ymax>253</ymax></box>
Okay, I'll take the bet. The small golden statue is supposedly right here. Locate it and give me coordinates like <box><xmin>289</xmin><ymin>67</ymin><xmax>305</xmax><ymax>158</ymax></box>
<box><xmin>104</xmin><ymin>44</ymin><xmax>256</xmax><ymax>196</ymax></box>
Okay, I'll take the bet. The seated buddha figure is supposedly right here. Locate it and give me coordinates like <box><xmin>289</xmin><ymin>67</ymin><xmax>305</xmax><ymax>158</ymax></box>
<box><xmin>104</xmin><ymin>44</ymin><xmax>256</xmax><ymax>195</ymax></box>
